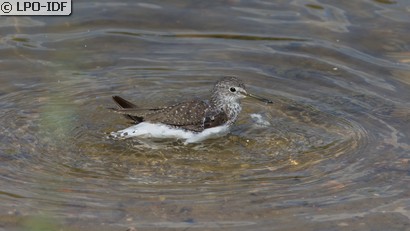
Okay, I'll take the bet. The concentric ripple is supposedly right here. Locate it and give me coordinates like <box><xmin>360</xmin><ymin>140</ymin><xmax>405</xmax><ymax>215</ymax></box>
<box><xmin>1</xmin><ymin>1</ymin><xmax>409</xmax><ymax>230</ymax></box>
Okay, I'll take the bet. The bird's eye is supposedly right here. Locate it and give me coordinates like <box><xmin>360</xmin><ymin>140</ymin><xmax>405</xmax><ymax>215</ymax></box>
<box><xmin>229</xmin><ymin>87</ymin><xmax>236</xmax><ymax>92</ymax></box>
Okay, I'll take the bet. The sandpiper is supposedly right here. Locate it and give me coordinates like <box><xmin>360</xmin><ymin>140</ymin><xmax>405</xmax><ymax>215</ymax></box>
<box><xmin>110</xmin><ymin>76</ymin><xmax>272</xmax><ymax>143</ymax></box>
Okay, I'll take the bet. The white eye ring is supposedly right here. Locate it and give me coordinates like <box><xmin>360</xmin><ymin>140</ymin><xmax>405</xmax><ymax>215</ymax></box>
<box><xmin>229</xmin><ymin>87</ymin><xmax>236</xmax><ymax>92</ymax></box>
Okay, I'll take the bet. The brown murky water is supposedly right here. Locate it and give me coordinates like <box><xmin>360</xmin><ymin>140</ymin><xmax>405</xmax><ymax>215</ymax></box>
<box><xmin>1</xmin><ymin>0</ymin><xmax>409</xmax><ymax>230</ymax></box>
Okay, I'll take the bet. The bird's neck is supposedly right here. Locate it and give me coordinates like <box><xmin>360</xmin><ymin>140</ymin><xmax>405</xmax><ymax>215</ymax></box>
<box><xmin>211</xmin><ymin>94</ymin><xmax>242</xmax><ymax>124</ymax></box>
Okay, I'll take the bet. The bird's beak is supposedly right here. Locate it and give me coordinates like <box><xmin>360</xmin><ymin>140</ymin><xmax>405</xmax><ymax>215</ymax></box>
<box><xmin>242</xmin><ymin>91</ymin><xmax>273</xmax><ymax>104</ymax></box>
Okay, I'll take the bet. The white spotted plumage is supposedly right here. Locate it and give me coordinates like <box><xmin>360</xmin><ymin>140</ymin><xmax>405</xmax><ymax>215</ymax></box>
<box><xmin>110</xmin><ymin>76</ymin><xmax>272</xmax><ymax>143</ymax></box>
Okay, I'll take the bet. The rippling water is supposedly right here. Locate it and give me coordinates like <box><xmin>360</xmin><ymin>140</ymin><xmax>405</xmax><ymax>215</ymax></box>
<box><xmin>1</xmin><ymin>1</ymin><xmax>409</xmax><ymax>230</ymax></box>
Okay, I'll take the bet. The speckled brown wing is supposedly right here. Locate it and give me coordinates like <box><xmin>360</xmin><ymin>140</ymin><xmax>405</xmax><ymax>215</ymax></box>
<box><xmin>111</xmin><ymin>96</ymin><xmax>211</xmax><ymax>132</ymax></box>
<box><xmin>145</xmin><ymin>100</ymin><xmax>210</xmax><ymax>132</ymax></box>
<box><xmin>203</xmin><ymin>110</ymin><xmax>228</xmax><ymax>129</ymax></box>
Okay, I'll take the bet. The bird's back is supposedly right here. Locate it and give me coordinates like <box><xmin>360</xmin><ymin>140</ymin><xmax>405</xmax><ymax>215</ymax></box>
<box><xmin>112</xmin><ymin>96</ymin><xmax>228</xmax><ymax>132</ymax></box>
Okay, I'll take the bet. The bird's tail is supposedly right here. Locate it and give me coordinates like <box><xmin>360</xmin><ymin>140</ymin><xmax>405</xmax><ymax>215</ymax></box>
<box><xmin>111</xmin><ymin>96</ymin><xmax>143</xmax><ymax>123</ymax></box>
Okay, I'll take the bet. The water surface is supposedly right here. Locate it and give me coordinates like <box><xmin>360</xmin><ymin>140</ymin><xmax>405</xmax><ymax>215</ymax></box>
<box><xmin>1</xmin><ymin>0</ymin><xmax>409</xmax><ymax>230</ymax></box>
